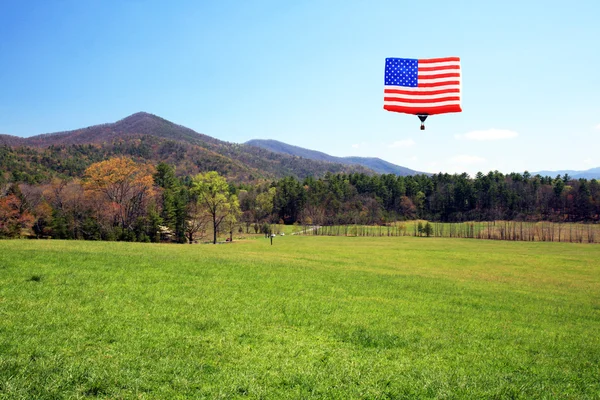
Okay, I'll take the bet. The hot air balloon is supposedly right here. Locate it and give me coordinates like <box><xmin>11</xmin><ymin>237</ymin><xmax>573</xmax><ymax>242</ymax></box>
<box><xmin>383</xmin><ymin>57</ymin><xmax>462</xmax><ymax>130</ymax></box>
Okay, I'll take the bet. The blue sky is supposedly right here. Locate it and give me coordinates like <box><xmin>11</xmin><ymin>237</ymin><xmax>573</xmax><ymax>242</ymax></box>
<box><xmin>1</xmin><ymin>0</ymin><xmax>599</xmax><ymax>176</ymax></box>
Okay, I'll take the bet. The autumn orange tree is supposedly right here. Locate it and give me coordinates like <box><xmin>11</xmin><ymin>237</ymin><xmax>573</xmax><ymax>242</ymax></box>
<box><xmin>18</xmin><ymin>183</ymin><xmax>54</xmax><ymax>238</ymax></box>
<box><xmin>84</xmin><ymin>157</ymin><xmax>156</xmax><ymax>233</ymax></box>
<box><xmin>0</xmin><ymin>184</ymin><xmax>35</xmax><ymax>238</ymax></box>
<box><xmin>0</xmin><ymin>195</ymin><xmax>34</xmax><ymax>237</ymax></box>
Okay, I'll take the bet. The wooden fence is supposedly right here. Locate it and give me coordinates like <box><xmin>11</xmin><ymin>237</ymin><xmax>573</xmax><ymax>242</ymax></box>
<box><xmin>299</xmin><ymin>221</ymin><xmax>600</xmax><ymax>244</ymax></box>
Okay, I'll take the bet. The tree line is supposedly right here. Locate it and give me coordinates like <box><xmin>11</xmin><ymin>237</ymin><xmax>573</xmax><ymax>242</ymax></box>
<box><xmin>1</xmin><ymin>157</ymin><xmax>599</xmax><ymax>241</ymax></box>
<box><xmin>264</xmin><ymin>171</ymin><xmax>599</xmax><ymax>225</ymax></box>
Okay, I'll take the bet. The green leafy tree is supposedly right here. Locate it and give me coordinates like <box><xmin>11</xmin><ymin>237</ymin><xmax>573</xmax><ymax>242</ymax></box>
<box><xmin>224</xmin><ymin>194</ymin><xmax>241</xmax><ymax>241</ymax></box>
<box><xmin>173</xmin><ymin>186</ymin><xmax>190</xmax><ymax>243</ymax></box>
<box><xmin>274</xmin><ymin>177</ymin><xmax>306</xmax><ymax>224</ymax></box>
<box><xmin>423</xmin><ymin>222</ymin><xmax>433</xmax><ymax>237</ymax></box>
<box><xmin>191</xmin><ymin>171</ymin><xmax>234</xmax><ymax>244</ymax></box>
<box><xmin>153</xmin><ymin>162</ymin><xmax>178</xmax><ymax>189</ymax></box>
<box><xmin>255</xmin><ymin>187</ymin><xmax>276</xmax><ymax>223</ymax></box>
<box><xmin>153</xmin><ymin>163</ymin><xmax>178</xmax><ymax>231</ymax></box>
<box><xmin>414</xmin><ymin>191</ymin><xmax>426</xmax><ymax>218</ymax></box>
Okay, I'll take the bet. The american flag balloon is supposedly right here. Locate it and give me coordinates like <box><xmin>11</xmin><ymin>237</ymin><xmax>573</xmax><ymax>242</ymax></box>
<box><xmin>384</xmin><ymin>57</ymin><xmax>462</xmax><ymax>130</ymax></box>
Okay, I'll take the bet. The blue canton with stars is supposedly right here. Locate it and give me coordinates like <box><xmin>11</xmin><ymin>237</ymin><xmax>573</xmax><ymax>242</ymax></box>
<box><xmin>385</xmin><ymin>58</ymin><xmax>418</xmax><ymax>87</ymax></box>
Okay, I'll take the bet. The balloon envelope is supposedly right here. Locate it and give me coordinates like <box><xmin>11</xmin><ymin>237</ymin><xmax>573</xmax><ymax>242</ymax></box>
<box><xmin>384</xmin><ymin>57</ymin><xmax>462</xmax><ymax>116</ymax></box>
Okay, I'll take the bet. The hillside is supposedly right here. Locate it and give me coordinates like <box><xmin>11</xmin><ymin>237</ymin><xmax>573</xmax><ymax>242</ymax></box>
<box><xmin>245</xmin><ymin>139</ymin><xmax>425</xmax><ymax>176</ymax></box>
<box><xmin>0</xmin><ymin>113</ymin><xmax>373</xmax><ymax>183</ymax></box>
<box><xmin>0</xmin><ymin>134</ymin><xmax>26</xmax><ymax>147</ymax></box>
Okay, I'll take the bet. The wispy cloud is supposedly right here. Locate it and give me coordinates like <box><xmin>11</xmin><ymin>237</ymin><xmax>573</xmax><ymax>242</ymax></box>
<box><xmin>449</xmin><ymin>155</ymin><xmax>486</xmax><ymax>164</ymax></box>
<box><xmin>595</xmin><ymin>124</ymin><xmax>600</xmax><ymax>130</ymax></box>
<box><xmin>388</xmin><ymin>139</ymin><xmax>415</xmax><ymax>148</ymax></box>
<box><xmin>351</xmin><ymin>144</ymin><xmax>360</xmax><ymax>149</ymax></box>
<box><xmin>455</xmin><ymin>129</ymin><xmax>519</xmax><ymax>141</ymax></box>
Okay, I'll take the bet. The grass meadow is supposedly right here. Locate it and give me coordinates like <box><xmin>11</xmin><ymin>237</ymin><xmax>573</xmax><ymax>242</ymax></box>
<box><xmin>1</xmin><ymin>236</ymin><xmax>599</xmax><ymax>399</ymax></box>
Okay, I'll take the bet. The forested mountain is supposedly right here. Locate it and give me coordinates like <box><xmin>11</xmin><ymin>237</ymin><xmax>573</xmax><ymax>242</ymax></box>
<box><xmin>245</xmin><ymin>139</ymin><xmax>424</xmax><ymax>176</ymax></box>
<box><xmin>1</xmin><ymin>112</ymin><xmax>220</xmax><ymax>148</ymax></box>
<box><xmin>0</xmin><ymin>112</ymin><xmax>372</xmax><ymax>184</ymax></box>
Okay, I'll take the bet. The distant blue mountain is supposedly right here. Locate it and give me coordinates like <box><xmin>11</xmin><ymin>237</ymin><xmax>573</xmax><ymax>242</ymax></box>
<box><xmin>532</xmin><ymin>167</ymin><xmax>600</xmax><ymax>180</ymax></box>
<box><xmin>245</xmin><ymin>139</ymin><xmax>427</xmax><ymax>176</ymax></box>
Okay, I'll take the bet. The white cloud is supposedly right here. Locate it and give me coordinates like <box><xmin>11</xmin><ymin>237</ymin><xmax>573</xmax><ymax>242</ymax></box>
<box><xmin>388</xmin><ymin>139</ymin><xmax>415</xmax><ymax>148</ymax></box>
<box><xmin>455</xmin><ymin>129</ymin><xmax>519</xmax><ymax>141</ymax></box>
<box><xmin>595</xmin><ymin>124</ymin><xmax>600</xmax><ymax>130</ymax></box>
<box><xmin>351</xmin><ymin>144</ymin><xmax>360</xmax><ymax>149</ymax></box>
<box><xmin>449</xmin><ymin>155</ymin><xmax>486</xmax><ymax>164</ymax></box>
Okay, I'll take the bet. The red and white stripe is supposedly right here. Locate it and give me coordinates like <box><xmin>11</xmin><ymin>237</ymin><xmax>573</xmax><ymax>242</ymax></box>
<box><xmin>384</xmin><ymin>57</ymin><xmax>462</xmax><ymax>116</ymax></box>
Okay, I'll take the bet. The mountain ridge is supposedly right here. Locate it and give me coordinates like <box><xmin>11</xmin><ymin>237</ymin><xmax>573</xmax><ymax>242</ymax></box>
<box><xmin>0</xmin><ymin>112</ymin><xmax>374</xmax><ymax>183</ymax></box>
<box><xmin>531</xmin><ymin>168</ymin><xmax>600</xmax><ymax>180</ymax></box>
<box><xmin>1</xmin><ymin>112</ymin><xmax>221</xmax><ymax>148</ymax></box>
<box><xmin>3</xmin><ymin>112</ymin><xmax>599</xmax><ymax>180</ymax></box>
<box><xmin>245</xmin><ymin>139</ymin><xmax>426</xmax><ymax>176</ymax></box>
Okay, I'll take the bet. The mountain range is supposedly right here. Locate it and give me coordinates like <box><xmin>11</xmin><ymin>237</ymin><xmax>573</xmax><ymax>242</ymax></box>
<box><xmin>530</xmin><ymin>168</ymin><xmax>600</xmax><ymax>180</ymax></box>
<box><xmin>245</xmin><ymin>139</ymin><xmax>425</xmax><ymax>176</ymax></box>
<box><xmin>0</xmin><ymin>112</ymin><xmax>410</xmax><ymax>183</ymax></box>
<box><xmin>2</xmin><ymin>112</ymin><xmax>599</xmax><ymax>182</ymax></box>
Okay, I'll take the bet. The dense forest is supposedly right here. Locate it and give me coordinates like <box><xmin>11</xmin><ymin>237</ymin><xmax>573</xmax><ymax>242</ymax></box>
<box><xmin>1</xmin><ymin>156</ymin><xmax>598</xmax><ymax>241</ymax></box>
<box><xmin>262</xmin><ymin>170</ymin><xmax>599</xmax><ymax>224</ymax></box>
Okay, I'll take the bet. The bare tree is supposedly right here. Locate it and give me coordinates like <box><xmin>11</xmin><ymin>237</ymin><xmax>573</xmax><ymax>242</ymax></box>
<box><xmin>184</xmin><ymin>201</ymin><xmax>210</xmax><ymax>243</ymax></box>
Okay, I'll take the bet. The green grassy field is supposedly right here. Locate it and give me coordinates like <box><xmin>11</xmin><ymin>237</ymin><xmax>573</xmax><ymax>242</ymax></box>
<box><xmin>1</xmin><ymin>237</ymin><xmax>599</xmax><ymax>399</ymax></box>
